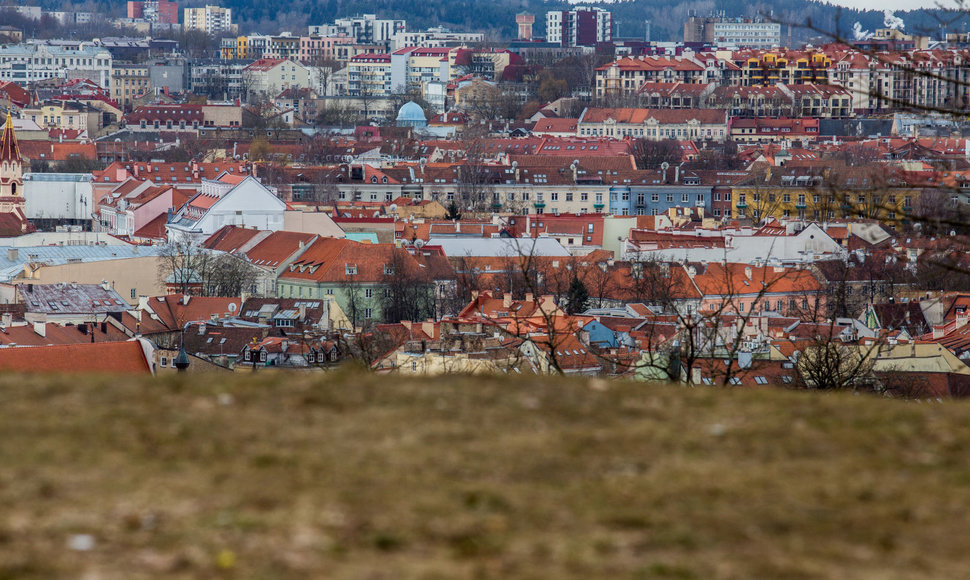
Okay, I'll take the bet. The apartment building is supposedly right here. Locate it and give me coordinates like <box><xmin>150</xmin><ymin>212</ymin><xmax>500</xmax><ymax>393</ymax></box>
<box><xmin>347</xmin><ymin>53</ymin><xmax>392</xmax><ymax>96</ymax></box>
<box><xmin>183</xmin><ymin>5</ymin><xmax>234</xmax><ymax>35</ymax></box>
<box><xmin>111</xmin><ymin>62</ymin><xmax>151</xmax><ymax>110</ymax></box>
<box><xmin>309</xmin><ymin>15</ymin><xmax>405</xmax><ymax>48</ymax></box>
<box><xmin>577</xmin><ymin>107</ymin><xmax>729</xmax><ymax>141</ymax></box>
<box><xmin>684</xmin><ymin>14</ymin><xmax>781</xmax><ymax>48</ymax></box>
<box><xmin>546</xmin><ymin>7</ymin><xmax>611</xmax><ymax>47</ymax></box>
<box><xmin>242</xmin><ymin>58</ymin><xmax>312</xmax><ymax>100</ymax></box>
<box><xmin>0</xmin><ymin>44</ymin><xmax>112</xmax><ymax>89</ymax></box>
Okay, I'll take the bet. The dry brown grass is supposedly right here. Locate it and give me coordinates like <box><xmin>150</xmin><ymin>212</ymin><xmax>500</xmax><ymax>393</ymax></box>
<box><xmin>0</xmin><ymin>370</ymin><xmax>968</xmax><ymax>579</ymax></box>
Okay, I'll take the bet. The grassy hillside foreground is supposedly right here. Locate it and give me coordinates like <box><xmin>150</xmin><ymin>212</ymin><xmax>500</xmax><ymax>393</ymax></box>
<box><xmin>1</xmin><ymin>371</ymin><xmax>969</xmax><ymax>579</ymax></box>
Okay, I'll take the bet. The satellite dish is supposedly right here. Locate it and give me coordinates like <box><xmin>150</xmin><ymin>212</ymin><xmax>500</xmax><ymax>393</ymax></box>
<box><xmin>388</xmin><ymin>204</ymin><xmax>398</xmax><ymax>212</ymax></box>
<box><xmin>343</xmin><ymin>212</ymin><xmax>352</xmax><ymax>218</ymax></box>
<box><xmin>228</xmin><ymin>303</ymin><xmax>237</xmax><ymax>313</ymax></box>
<box><xmin>661</xmin><ymin>162</ymin><xmax>670</xmax><ymax>171</ymax></box>
<box><xmin>414</xmin><ymin>239</ymin><xmax>425</xmax><ymax>248</ymax></box>
<box><xmin>401</xmin><ymin>239</ymin><xmax>412</xmax><ymax>246</ymax></box>
<box><xmin>373</xmin><ymin>211</ymin><xmax>380</xmax><ymax>218</ymax></box>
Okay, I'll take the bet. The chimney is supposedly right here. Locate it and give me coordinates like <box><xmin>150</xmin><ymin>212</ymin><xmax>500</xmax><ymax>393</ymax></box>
<box><xmin>674</xmin><ymin>164</ymin><xmax>680</xmax><ymax>183</ymax></box>
<box><xmin>503</xmin><ymin>293</ymin><xmax>512</xmax><ymax>308</ymax></box>
<box><xmin>1</xmin><ymin>313</ymin><xmax>10</xmax><ymax>327</ymax></box>
<box><xmin>525</xmin><ymin>292</ymin><xmax>534</xmax><ymax>303</ymax></box>
<box><xmin>422</xmin><ymin>321</ymin><xmax>434</xmax><ymax>338</ymax></box>
<box><xmin>298</xmin><ymin>303</ymin><xmax>306</xmax><ymax>319</ymax></box>
<box><xmin>101</xmin><ymin>280</ymin><xmax>110</xmax><ymax>291</ymax></box>
<box><xmin>33</xmin><ymin>322</ymin><xmax>46</xmax><ymax>338</ymax></box>
<box><xmin>744</xmin><ymin>266</ymin><xmax>752</xmax><ymax>280</ymax></box>
<box><xmin>7</xmin><ymin>248</ymin><xmax>17</xmax><ymax>261</ymax></box>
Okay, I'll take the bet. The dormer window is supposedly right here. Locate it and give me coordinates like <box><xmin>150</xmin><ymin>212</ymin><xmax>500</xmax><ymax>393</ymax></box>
<box><xmin>345</xmin><ymin>264</ymin><xmax>357</xmax><ymax>275</ymax></box>
<box><xmin>384</xmin><ymin>265</ymin><xmax>394</xmax><ymax>275</ymax></box>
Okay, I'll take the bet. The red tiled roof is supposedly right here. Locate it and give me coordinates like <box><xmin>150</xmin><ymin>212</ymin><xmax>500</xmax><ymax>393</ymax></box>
<box><xmin>0</xmin><ymin>340</ymin><xmax>151</xmax><ymax>374</ymax></box>
<box><xmin>244</xmin><ymin>231</ymin><xmax>317</xmax><ymax>268</ymax></box>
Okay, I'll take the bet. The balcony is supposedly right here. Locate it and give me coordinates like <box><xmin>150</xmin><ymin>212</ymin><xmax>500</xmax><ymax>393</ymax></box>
<box><xmin>533</xmin><ymin>202</ymin><xmax>546</xmax><ymax>208</ymax></box>
<box><xmin>795</xmin><ymin>202</ymin><xmax>807</xmax><ymax>209</ymax></box>
<box><xmin>735</xmin><ymin>201</ymin><xmax>747</xmax><ymax>209</ymax></box>
<box><xmin>593</xmin><ymin>202</ymin><xmax>605</xmax><ymax>210</ymax></box>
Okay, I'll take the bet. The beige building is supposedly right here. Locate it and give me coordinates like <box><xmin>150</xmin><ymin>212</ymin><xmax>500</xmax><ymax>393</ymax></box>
<box><xmin>242</xmin><ymin>58</ymin><xmax>312</xmax><ymax>100</ymax></box>
<box><xmin>183</xmin><ymin>5</ymin><xmax>235</xmax><ymax>35</ymax></box>
<box><xmin>112</xmin><ymin>62</ymin><xmax>151</xmax><ymax>111</ymax></box>
<box><xmin>13</xmin><ymin>256</ymin><xmax>167</xmax><ymax>305</ymax></box>
<box><xmin>21</xmin><ymin>101</ymin><xmax>102</xmax><ymax>135</ymax></box>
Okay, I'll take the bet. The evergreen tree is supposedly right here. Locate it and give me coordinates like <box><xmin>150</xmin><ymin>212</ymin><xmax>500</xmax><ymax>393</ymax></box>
<box><xmin>445</xmin><ymin>201</ymin><xmax>462</xmax><ymax>221</ymax></box>
<box><xmin>565</xmin><ymin>275</ymin><xmax>590</xmax><ymax>315</ymax></box>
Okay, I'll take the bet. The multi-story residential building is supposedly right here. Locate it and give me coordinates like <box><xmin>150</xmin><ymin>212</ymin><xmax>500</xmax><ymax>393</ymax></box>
<box><xmin>347</xmin><ymin>53</ymin><xmax>392</xmax><ymax>96</ymax></box>
<box><xmin>594</xmin><ymin>56</ymin><xmax>709</xmax><ymax>97</ymax></box>
<box><xmin>390</xmin><ymin>47</ymin><xmax>457</xmax><ymax>93</ymax></box>
<box><xmin>706</xmin><ymin>83</ymin><xmax>852</xmax><ymax>118</ymax></box>
<box><xmin>275</xmin><ymin>237</ymin><xmax>430</xmax><ymax>327</ymax></box>
<box><xmin>577</xmin><ymin>107</ymin><xmax>729</xmax><ymax>141</ymax></box>
<box><xmin>264</xmin><ymin>34</ymin><xmax>301</xmax><ymax>61</ymax></box>
<box><xmin>729</xmin><ymin>118</ymin><xmax>820</xmax><ymax>144</ymax></box>
<box><xmin>127</xmin><ymin>1</ymin><xmax>179</xmax><ymax>27</ymax></box>
<box><xmin>546</xmin><ymin>7</ymin><xmax>612</xmax><ymax>47</ymax></box>
<box><xmin>183</xmin><ymin>5</ymin><xmax>234</xmax><ymax>35</ymax></box>
<box><xmin>189</xmin><ymin>59</ymin><xmax>250</xmax><ymax>101</ymax></box>
<box><xmin>111</xmin><ymin>62</ymin><xmax>151</xmax><ymax>111</ymax></box>
<box><xmin>310</xmin><ymin>15</ymin><xmax>406</xmax><ymax>48</ymax></box>
<box><xmin>729</xmin><ymin>167</ymin><xmax>921</xmax><ymax>225</ymax></box>
<box><xmin>165</xmin><ymin>176</ymin><xmax>285</xmax><ymax>243</ymax></box>
<box><xmin>0</xmin><ymin>44</ymin><xmax>112</xmax><ymax>89</ymax></box>
<box><xmin>684</xmin><ymin>14</ymin><xmax>781</xmax><ymax>48</ymax></box>
<box><xmin>298</xmin><ymin>35</ymin><xmax>355</xmax><ymax>63</ymax></box>
<box><xmin>21</xmin><ymin>100</ymin><xmax>103</xmax><ymax>135</ymax></box>
<box><xmin>390</xmin><ymin>27</ymin><xmax>484</xmax><ymax>51</ymax></box>
<box><xmin>735</xmin><ymin>50</ymin><xmax>832</xmax><ymax>86</ymax></box>
<box><xmin>241</xmin><ymin>58</ymin><xmax>312</xmax><ymax>100</ymax></box>
<box><xmin>124</xmin><ymin>103</ymin><xmax>242</xmax><ymax>132</ymax></box>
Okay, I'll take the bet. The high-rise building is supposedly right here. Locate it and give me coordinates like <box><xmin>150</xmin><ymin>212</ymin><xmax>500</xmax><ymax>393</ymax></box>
<box><xmin>516</xmin><ymin>13</ymin><xmax>535</xmax><ymax>41</ymax></box>
<box><xmin>683</xmin><ymin>13</ymin><xmax>781</xmax><ymax>48</ymax></box>
<box><xmin>183</xmin><ymin>5</ymin><xmax>234</xmax><ymax>35</ymax></box>
<box><xmin>127</xmin><ymin>1</ymin><xmax>179</xmax><ymax>25</ymax></box>
<box><xmin>545</xmin><ymin>7</ymin><xmax>611</xmax><ymax>47</ymax></box>
<box><xmin>309</xmin><ymin>15</ymin><xmax>405</xmax><ymax>49</ymax></box>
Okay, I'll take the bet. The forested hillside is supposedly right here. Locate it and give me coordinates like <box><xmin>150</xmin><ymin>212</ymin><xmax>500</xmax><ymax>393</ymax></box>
<box><xmin>43</xmin><ymin>0</ymin><xmax>970</xmax><ymax>43</ymax></box>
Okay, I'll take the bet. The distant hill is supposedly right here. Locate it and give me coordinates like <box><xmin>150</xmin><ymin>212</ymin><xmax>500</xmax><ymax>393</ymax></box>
<box><xmin>1</xmin><ymin>370</ymin><xmax>969</xmax><ymax>577</ymax></box>
<box><xmin>56</xmin><ymin>1</ymin><xmax>970</xmax><ymax>44</ymax></box>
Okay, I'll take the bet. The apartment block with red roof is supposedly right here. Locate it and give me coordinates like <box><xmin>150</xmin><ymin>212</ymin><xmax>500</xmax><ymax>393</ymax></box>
<box><xmin>276</xmin><ymin>237</ymin><xmax>433</xmax><ymax>330</ymax></box>
<box><xmin>577</xmin><ymin>107</ymin><xmax>728</xmax><ymax>141</ymax></box>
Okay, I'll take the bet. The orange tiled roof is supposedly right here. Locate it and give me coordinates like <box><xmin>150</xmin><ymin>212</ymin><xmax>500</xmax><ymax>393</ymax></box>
<box><xmin>0</xmin><ymin>340</ymin><xmax>151</xmax><ymax>374</ymax></box>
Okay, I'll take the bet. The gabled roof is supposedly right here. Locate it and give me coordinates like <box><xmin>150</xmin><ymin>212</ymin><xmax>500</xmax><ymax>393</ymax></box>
<box><xmin>0</xmin><ymin>340</ymin><xmax>152</xmax><ymax>374</ymax></box>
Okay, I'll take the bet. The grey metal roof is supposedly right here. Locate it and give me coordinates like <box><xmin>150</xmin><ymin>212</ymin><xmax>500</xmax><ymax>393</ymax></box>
<box><xmin>17</xmin><ymin>283</ymin><xmax>128</xmax><ymax>315</ymax></box>
<box><xmin>429</xmin><ymin>237</ymin><xmax>571</xmax><ymax>258</ymax></box>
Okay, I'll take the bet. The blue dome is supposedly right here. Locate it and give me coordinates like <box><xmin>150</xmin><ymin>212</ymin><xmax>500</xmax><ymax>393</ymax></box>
<box><xmin>396</xmin><ymin>101</ymin><xmax>427</xmax><ymax>127</ymax></box>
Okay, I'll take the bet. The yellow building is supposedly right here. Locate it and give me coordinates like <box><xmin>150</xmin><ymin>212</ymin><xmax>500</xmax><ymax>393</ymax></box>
<box><xmin>731</xmin><ymin>169</ymin><xmax>918</xmax><ymax>226</ymax></box>
<box><xmin>740</xmin><ymin>51</ymin><xmax>831</xmax><ymax>87</ymax></box>
<box><xmin>111</xmin><ymin>63</ymin><xmax>151</xmax><ymax>111</ymax></box>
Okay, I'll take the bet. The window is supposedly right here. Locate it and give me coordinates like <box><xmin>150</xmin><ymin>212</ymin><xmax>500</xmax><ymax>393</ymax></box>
<box><xmin>160</xmin><ymin>357</ymin><xmax>168</xmax><ymax>367</ymax></box>
<box><xmin>259</xmin><ymin>351</ymin><xmax>267</xmax><ymax>362</ymax></box>
<box><xmin>581</xmin><ymin>193</ymin><xmax>588</xmax><ymax>201</ymax></box>
<box><xmin>130</xmin><ymin>288</ymin><xmax>137</xmax><ymax>299</ymax></box>
<box><xmin>365</xmin><ymin>289</ymin><xmax>373</xmax><ymax>298</ymax></box>
<box><xmin>364</xmin><ymin>308</ymin><xmax>373</xmax><ymax>319</ymax></box>
<box><xmin>307</xmin><ymin>353</ymin><xmax>315</xmax><ymax>363</ymax></box>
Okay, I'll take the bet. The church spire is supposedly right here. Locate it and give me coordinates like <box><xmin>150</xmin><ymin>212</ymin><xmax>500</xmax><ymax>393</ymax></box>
<box><xmin>0</xmin><ymin>113</ymin><xmax>21</xmax><ymax>165</ymax></box>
